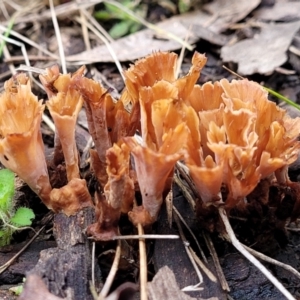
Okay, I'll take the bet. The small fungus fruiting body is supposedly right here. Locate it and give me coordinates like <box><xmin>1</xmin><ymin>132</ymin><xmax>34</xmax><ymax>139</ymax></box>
<box><xmin>0</xmin><ymin>75</ymin><xmax>52</xmax><ymax>207</ymax></box>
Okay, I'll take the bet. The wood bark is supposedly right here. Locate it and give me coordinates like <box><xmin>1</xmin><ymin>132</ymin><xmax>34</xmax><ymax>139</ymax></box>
<box><xmin>24</xmin><ymin>207</ymin><xmax>100</xmax><ymax>300</ymax></box>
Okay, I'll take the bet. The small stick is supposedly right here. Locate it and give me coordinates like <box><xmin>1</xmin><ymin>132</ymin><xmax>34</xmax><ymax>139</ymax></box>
<box><xmin>74</xmin><ymin>16</ymin><xmax>124</xmax><ymax>81</ymax></box>
<box><xmin>111</xmin><ymin>234</ymin><xmax>179</xmax><ymax>240</ymax></box>
<box><xmin>219</xmin><ymin>206</ymin><xmax>295</xmax><ymax>300</ymax></box>
<box><xmin>165</xmin><ymin>187</ymin><xmax>173</xmax><ymax>228</ymax></box>
<box><xmin>174</xmin><ymin>213</ymin><xmax>203</xmax><ymax>286</ymax></box>
<box><xmin>92</xmin><ymin>241</ymin><xmax>96</xmax><ymax>287</ymax></box>
<box><xmin>189</xmin><ymin>247</ymin><xmax>217</xmax><ymax>283</ymax></box>
<box><xmin>173</xmin><ymin>205</ymin><xmax>207</xmax><ymax>264</ymax></box>
<box><xmin>98</xmin><ymin>240</ymin><xmax>121</xmax><ymax>298</ymax></box>
<box><xmin>203</xmin><ymin>231</ymin><xmax>230</xmax><ymax>291</ymax></box>
<box><xmin>49</xmin><ymin>0</ymin><xmax>67</xmax><ymax>74</ymax></box>
<box><xmin>138</xmin><ymin>223</ymin><xmax>148</xmax><ymax>300</ymax></box>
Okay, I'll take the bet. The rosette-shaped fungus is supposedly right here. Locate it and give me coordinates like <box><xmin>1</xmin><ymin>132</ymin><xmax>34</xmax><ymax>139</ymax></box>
<box><xmin>220</xmin><ymin>79</ymin><xmax>300</xmax><ymax>185</ymax></box>
<box><xmin>0</xmin><ymin>75</ymin><xmax>52</xmax><ymax>207</ymax></box>
<box><xmin>186</xmin><ymin>77</ymin><xmax>300</xmax><ymax>210</ymax></box>
<box><xmin>40</xmin><ymin>66</ymin><xmax>85</xmax><ymax>181</ymax></box>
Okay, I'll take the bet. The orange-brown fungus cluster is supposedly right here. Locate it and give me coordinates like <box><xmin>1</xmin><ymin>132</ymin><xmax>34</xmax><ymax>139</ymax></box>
<box><xmin>185</xmin><ymin>78</ymin><xmax>300</xmax><ymax>210</ymax></box>
<box><xmin>1</xmin><ymin>51</ymin><xmax>300</xmax><ymax>239</ymax></box>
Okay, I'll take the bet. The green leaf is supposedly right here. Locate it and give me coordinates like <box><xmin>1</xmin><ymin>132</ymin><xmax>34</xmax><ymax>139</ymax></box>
<box><xmin>0</xmin><ymin>169</ymin><xmax>15</xmax><ymax>213</ymax></box>
<box><xmin>94</xmin><ymin>10</ymin><xmax>113</xmax><ymax>21</ymax></box>
<box><xmin>104</xmin><ymin>3</ymin><xmax>129</xmax><ymax>19</ymax></box>
<box><xmin>10</xmin><ymin>207</ymin><xmax>35</xmax><ymax>227</ymax></box>
<box><xmin>109</xmin><ymin>21</ymin><xmax>131</xmax><ymax>39</ymax></box>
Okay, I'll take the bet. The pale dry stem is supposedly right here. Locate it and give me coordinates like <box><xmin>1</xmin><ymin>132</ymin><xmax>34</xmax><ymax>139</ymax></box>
<box><xmin>49</xmin><ymin>0</ymin><xmax>67</xmax><ymax>74</ymax></box>
<box><xmin>98</xmin><ymin>240</ymin><xmax>121</xmax><ymax>299</ymax></box>
<box><xmin>202</xmin><ymin>231</ymin><xmax>230</xmax><ymax>292</ymax></box>
<box><xmin>173</xmin><ymin>205</ymin><xmax>207</xmax><ymax>263</ymax></box>
<box><xmin>174</xmin><ymin>213</ymin><xmax>204</xmax><ymax>290</ymax></box>
<box><xmin>138</xmin><ymin>223</ymin><xmax>148</xmax><ymax>300</ymax></box>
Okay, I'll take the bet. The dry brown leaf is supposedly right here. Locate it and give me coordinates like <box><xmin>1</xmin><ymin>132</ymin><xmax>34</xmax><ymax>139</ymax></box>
<box><xmin>221</xmin><ymin>21</ymin><xmax>300</xmax><ymax>75</ymax></box>
<box><xmin>66</xmin><ymin>2</ymin><xmax>259</xmax><ymax>64</ymax></box>
<box><xmin>203</xmin><ymin>0</ymin><xmax>261</xmax><ymax>32</ymax></box>
<box><xmin>254</xmin><ymin>1</ymin><xmax>300</xmax><ymax>21</ymax></box>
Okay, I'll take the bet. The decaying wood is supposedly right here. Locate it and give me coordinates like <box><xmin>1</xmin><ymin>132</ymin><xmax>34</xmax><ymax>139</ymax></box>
<box><xmin>154</xmin><ymin>193</ymin><xmax>226</xmax><ymax>300</ymax></box>
<box><xmin>148</xmin><ymin>266</ymin><xmax>218</xmax><ymax>300</ymax></box>
<box><xmin>22</xmin><ymin>207</ymin><xmax>99</xmax><ymax>300</ymax></box>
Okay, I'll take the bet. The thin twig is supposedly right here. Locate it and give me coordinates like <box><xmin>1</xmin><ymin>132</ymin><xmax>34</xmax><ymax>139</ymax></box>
<box><xmin>92</xmin><ymin>241</ymin><xmax>96</xmax><ymax>287</ymax></box>
<box><xmin>219</xmin><ymin>206</ymin><xmax>295</xmax><ymax>300</ymax></box>
<box><xmin>5</xmin><ymin>55</ymin><xmax>58</xmax><ymax>63</ymax></box>
<box><xmin>80</xmin><ymin>8</ymin><xmax>114</xmax><ymax>43</ymax></box>
<box><xmin>98</xmin><ymin>240</ymin><xmax>121</xmax><ymax>298</ymax></box>
<box><xmin>286</xmin><ymin>227</ymin><xmax>300</xmax><ymax>232</ymax></box>
<box><xmin>202</xmin><ymin>231</ymin><xmax>230</xmax><ymax>292</ymax></box>
<box><xmin>165</xmin><ymin>187</ymin><xmax>173</xmax><ymax>228</ymax></box>
<box><xmin>49</xmin><ymin>0</ymin><xmax>67</xmax><ymax>74</ymax></box>
<box><xmin>173</xmin><ymin>205</ymin><xmax>207</xmax><ymax>264</ymax></box>
<box><xmin>176</xmin><ymin>25</ymin><xmax>193</xmax><ymax>78</ymax></box>
<box><xmin>176</xmin><ymin>161</ymin><xmax>199</xmax><ymax>200</ymax></box>
<box><xmin>77</xmin><ymin>1</ymin><xmax>91</xmax><ymax>51</ymax></box>
<box><xmin>74</xmin><ymin>16</ymin><xmax>124</xmax><ymax>81</ymax></box>
<box><xmin>174</xmin><ymin>213</ymin><xmax>203</xmax><ymax>288</ymax></box>
<box><xmin>0</xmin><ymin>25</ymin><xmax>58</xmax><ymax>59</ymax></box>
<box><xmin>189</xmin><ymin>247</ymin><xmax>217</xmax><ymax>282</ymax></box>
<box><xmin>42</xmin><ymin>113</ymin><xmax>56</xmax><ymax>133</ymax></box>
<box><xmin>112</xmin><ymin>234</ymin><xmax>179</xmax><ymax>240</ymax></box>
<box><xmin>138</xmin><ymin>223</ymin><xmax>148</xmax><ymax>300</ymax></box>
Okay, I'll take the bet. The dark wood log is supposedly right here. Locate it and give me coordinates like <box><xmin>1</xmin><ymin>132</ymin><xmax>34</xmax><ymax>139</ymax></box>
<box><xmin>25</xmin><ymin>206</ymin><xmax>100</xmax><ymax>300</ymax></box>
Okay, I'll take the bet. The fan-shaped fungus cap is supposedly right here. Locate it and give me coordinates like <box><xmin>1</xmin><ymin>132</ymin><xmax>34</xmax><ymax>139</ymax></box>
<box><xmin>41</xmin><ymin>66</ymin><xmax>85</xmax><ymax>181</ymax></box>
<box><xmin>123</xmin><ymin>52</ymin><xmax>178</xmax><ymax>102</ymax></box>
<box><xmin>124</xmin><ymin>51</ymin><xmax>207</xmax><ymax>104</ymax></box>
<box><xmin>0</xmin><ymin>75</ymin><xmax>52</xmax><ymax>207</ymax></box>
<box><xmin>123</xmin><ymin>123</ymin><xmax>188</xmax><ymax>226</ymax></box>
